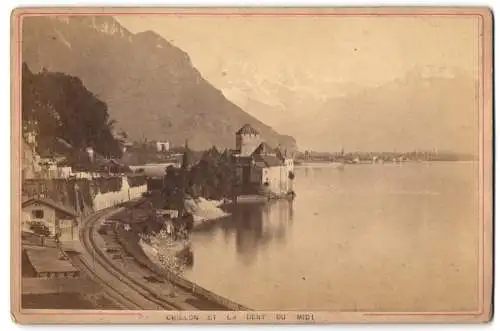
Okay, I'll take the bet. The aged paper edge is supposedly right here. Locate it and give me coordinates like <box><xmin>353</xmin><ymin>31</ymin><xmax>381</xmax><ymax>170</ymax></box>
<box><xmin>10</xmin><ymin>6</ymin><xmax>493</xmax><ymax>325</ymax></box>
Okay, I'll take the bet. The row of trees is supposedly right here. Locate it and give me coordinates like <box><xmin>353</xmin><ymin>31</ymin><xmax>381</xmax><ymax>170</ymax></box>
<box><xmin>188</xmin><ymin>147</ymin><xmax>235</xmax><ymax>199</ymax></box>
<box><xmin>162</xmin><ymin>146</ymin><xmax>235</xmax><ymax>212</ymax></box>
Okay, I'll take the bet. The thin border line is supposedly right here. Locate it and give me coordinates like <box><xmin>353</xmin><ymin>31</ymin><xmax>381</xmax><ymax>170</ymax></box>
<box><xmin>16</xmin><ymin>12</ymin><xmax>485</xmax><ymax>17</ymax></box>
<box><xmin>14</xmin><ymin>9</ymin><xmax>489</xmax><ymax>319</ymax></box>
<box><xmin>21</xmin><ymin>311</ymin><xmax>143</xmax><ymax>316</ymax></box>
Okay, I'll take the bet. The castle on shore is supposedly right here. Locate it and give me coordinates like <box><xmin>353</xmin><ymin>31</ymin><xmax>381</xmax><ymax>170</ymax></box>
<box><xmin>232</xmin><ymin>124</ymin><xmax>295</xmax><ymax>197</ymax></box>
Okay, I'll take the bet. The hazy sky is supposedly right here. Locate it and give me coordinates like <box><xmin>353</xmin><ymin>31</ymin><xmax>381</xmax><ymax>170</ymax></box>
<box><xmin>116</xmin><ymin>14</ymin><xmax>480</xmax><ymax>152</ymax></box>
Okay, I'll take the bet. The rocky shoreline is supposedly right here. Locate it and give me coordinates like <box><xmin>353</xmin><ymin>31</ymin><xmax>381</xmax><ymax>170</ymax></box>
<box><xmin>113</xmin><ymin>218</ymin><xmax>248</xmax><ymax>311</ymax></box>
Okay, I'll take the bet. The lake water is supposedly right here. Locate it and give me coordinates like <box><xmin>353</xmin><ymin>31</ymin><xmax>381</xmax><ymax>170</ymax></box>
<box><xmin>183</xmin><ymin>162</ymin><xmax>480</xmax><ymax>311</ymax></box>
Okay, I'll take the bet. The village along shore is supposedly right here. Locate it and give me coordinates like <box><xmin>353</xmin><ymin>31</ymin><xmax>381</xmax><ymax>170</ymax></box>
<box><xmin>22</xmin><ymin>189</ymin><xmax>247</xmax><ymax>310</ymax></box>
<box><xmin>88</xmin><ymin>124</ymin><xmax>297</xmax><ymax>309</ymax></box>
<box><xmin>21</xmin><ymin>123</ymin><xmax>297</xmax><ymax>310</ymax></box>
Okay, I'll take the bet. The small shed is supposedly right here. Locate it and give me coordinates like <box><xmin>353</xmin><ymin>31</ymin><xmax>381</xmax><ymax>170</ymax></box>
<box><xmin>22</xmin><ymin>198</ymin><xmax>79</xmax><ymax>242</ymax></box>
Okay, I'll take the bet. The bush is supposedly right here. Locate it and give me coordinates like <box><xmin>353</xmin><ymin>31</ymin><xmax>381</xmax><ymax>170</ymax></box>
<box><xmin>127</xmin><ymin>175</ymin><xmax>147</xmax><ymax>188</ymax></box>
<box><xmin>96</xmin><ymin>177</ymin><xmax>123</xmax><ymax>194</ymax></box>
<box><xmin>29</xmin><ymin>221</ymin><xmax>51</xmax><ymax>236</ymax></box>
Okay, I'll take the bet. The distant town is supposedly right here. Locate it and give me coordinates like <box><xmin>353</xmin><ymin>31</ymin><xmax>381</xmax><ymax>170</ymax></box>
<box><xmin>114</xmin><ymin>139</ymin><xmax>477</xmax><ymax>168</ymax></box>
<box><xmin>124</xmin><ymin>142</ymin><xmax>476</xmax><ymax>167</ymax></box>
<box><xmin>293</xmin><ymin>149</ymin><xmax>476</xmax><ymax>164</ymax></box>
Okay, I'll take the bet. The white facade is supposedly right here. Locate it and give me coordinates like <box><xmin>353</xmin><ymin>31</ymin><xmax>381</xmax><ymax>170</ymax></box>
<box><xmin>22</xmin><ymin>203</ymin><xmax>58</xmax><ymax>235</ymax></box>
<box><xmin>92</xmin><ymin>176</ymin><xmax>148</xmax><ymax>211</ymax></box>
<box><xmin>240</xmin><ymin>159</ymin><xmax>295</xmax><ymax>196</ymax></box>
<box><xmin>284</xmin><ymin>158</ymin><xmax>294</xmax><ymax>174</ymax></box>
<box><xmin>58</xmin><ymin>166</ymin><xmax>73</xmax><ymax>178</ymax></box>
<box><xmin>156</xmin><ymin>141</ymin><xmax>170</xmax><ymax>153</ymax></box>
<box><xmin>22</xmin><ymin>141</ymin><xmax>42</xmax><ymax>179</ymax></box>
<box><xmin>262</xmin><ymin>164</ymin><xmax>293</xmax><ymax>195</ymax></box>
<box><xmin>25</xmin><ymin>131</ymin><xmax>37</xmax><ymax>146</ymax></box>
<box><xmin>85</xmin><ymin>147</ymin><xmax>95</xmax><ymax>162</ymax></box>
<box><xmin>39</xmin><ymin>159</ymin><xmax>58</xmax><ymax>178</ymax></box>
<box><xmin>38</xmin><ymin>159</ymin><xmax>73</xmax><ymax>179</ymax></box>
<box><xmin>22</xmin><ymin>122</ymin><xmax>41</xmax><ymax>179</ymax></box>
<box><xmin>72</xmin><ymin>171</ymin><xmax>99</xmax><ymax>179</ymax></box>
<box><xmin>22</xmin><ymin>200</ymin><xmax>78</xmax><ymax>241</ymax></box>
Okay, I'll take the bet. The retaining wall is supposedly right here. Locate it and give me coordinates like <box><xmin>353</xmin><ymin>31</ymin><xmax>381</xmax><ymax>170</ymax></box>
<box><xmin>93</xmin><ymin>177</ymin><xmax>147</xmax><ymax>211</ymax></box>
<box><xmin>23</xmin><ymin>176</ymin><xmax>148</xmax><ymax>216</ymax></box>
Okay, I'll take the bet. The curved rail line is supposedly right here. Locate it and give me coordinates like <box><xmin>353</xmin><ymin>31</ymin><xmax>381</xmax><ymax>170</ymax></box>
<box><xmin>78</xmin><ymin>206</ymin><xmax>182</xmax><ymax>310</ymax></box>
<box><xmin>71</xmin><ymin>249</ymin><xmax>141</xmax><ymax>309</ymax></box>
<box><xmin>71</xmin><ymin>209</ymin><xmax>142</xmax><ymax>310</ymax></box>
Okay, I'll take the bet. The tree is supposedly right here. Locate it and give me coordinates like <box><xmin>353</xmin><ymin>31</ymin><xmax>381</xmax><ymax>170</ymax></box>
<box><xmin>22</xmin><ymin>63</ymin><xmax>122</xmax><ymax>158</ymax></box>
<box><xmin>163</xmin><ymin>165</ymin><xmax>185</xmax><ymax>212</ymax></box>
<box><xmin>29</xmin><ymin>221</ymin><xmax>51</xmax><ymax>237</ymax></box>
<box><xmin>181</xmin><ymin>140</ymin><xmax>191</xmax><ymax>171</ymax></box>
<box><xmin>217</xmin><ymin>149</ymin><xmax>235</xmax><ymax>198</ymax></box>
<box><xmin>162</xmin><ymin>145</ymin><xmax>236</xmax><ymax>217</ymax></box>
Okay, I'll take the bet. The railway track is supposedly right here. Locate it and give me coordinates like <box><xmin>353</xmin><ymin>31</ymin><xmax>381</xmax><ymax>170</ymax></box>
<box><xmin>77</xmin><ymin>206</ymin><xmax>182</xmax><ymax>310</ymax></box>
<box><xmin>69</xmin><ymin>248</ymin><xmax>141</xmax><ymax>310</ymax></box>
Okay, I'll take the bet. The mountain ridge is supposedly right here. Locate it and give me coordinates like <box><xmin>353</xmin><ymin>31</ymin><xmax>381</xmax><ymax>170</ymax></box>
<box><xmin>224</xmin><ymin>67</ymin><xmax>477</xmax><ymax>154</ymax></box>
<box><xmin>21</xmin><ymin>15</ymin><xmax>297</xmax><ymax>151</ymax></box>
<box><xmin>281</xmin><ymin>69</ymin><xmax>478</xmax><ymax>153</ymax></box>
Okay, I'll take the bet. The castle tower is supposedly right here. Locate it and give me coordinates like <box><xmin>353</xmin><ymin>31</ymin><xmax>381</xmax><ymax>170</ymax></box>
<box><xmin>235</xmin><ymin>124</ymin><xmax>261</xmax><ymax>156</ymax></box>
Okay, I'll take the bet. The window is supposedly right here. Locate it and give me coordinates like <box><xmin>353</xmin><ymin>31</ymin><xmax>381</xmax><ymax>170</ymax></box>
<box><xmin>32</xmin><ymin>209</ymin><xmax>44</xmax><ymax>219</ymax></box>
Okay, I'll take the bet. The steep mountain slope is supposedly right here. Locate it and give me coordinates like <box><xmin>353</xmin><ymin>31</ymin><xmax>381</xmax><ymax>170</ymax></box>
<box><xmin>21</xmin><ymin>16</ymin><xmax>297</xmax><ymax>151</ymax></box>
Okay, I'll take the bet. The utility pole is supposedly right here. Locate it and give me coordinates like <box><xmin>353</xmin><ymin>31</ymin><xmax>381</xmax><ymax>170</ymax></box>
<box><xmin>74</xmin><ymin>183</ymin><xmax>82</xmax><ymax>241</ymax></box>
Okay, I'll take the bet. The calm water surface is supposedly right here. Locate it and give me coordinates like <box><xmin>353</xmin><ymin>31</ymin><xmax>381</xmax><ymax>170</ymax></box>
<box><xmin>183</xmin><ymin>162</ymin><xmax>480</xmax><ymax>311</ymax></box>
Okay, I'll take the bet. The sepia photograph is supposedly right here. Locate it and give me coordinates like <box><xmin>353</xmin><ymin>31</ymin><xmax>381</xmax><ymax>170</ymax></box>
<box><xmin>10</xmin><ymin>7</ymin><xmax>492</xmax><ymax>324</ymax></box>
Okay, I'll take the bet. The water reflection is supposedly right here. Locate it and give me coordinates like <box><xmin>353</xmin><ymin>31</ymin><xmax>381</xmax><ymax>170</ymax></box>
<box><xmin>193</xmin><ymin>200</ymin><xmax>294</xmax><ymax>264</ymax></box>
<box><xmin>185</xmin><ymin>163</ymin><xmax>478</xmax><ymax>311</ymax></box>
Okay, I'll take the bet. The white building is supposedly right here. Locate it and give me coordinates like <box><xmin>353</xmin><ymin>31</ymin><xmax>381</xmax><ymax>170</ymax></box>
<box><xmin>22</xmin><ymin>197</ymin><xmax>79</xmax><ymax>242</ymax></box>
<box><xmin>156</xmin><ymin>141</ymin><xmax>170</xmax><ymax>153</ymax></box>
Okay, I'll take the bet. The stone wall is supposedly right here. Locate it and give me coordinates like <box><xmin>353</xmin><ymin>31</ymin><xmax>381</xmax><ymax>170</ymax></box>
<box><xmin>23</xmin><ymin>175</ymin><xmax>148</xmax><ymax>215</ymax></box>
<box><xmin>262</xmin><ymin>166</ymin><xmax>291</xmax><ymax>195</ymax></box>
<box><xmin>93</xmin><ymin>176</ymin><xmax>147</xmax><ymax>211</ymax></box>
